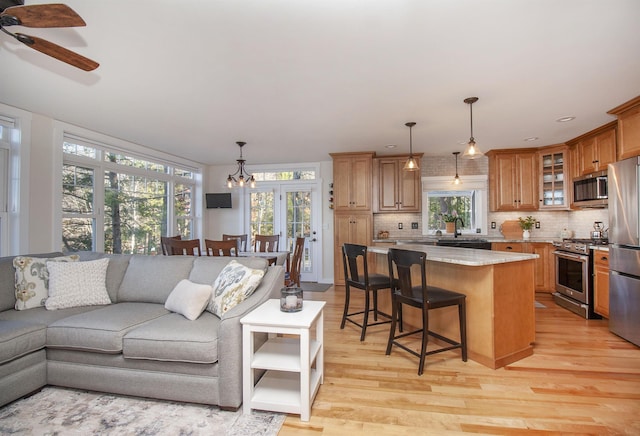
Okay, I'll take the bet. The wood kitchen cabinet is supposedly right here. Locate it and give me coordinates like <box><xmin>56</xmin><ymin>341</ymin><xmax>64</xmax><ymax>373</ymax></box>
<box><xmin>330</xmin><ymin>152</ymin><xmax>374</xmax><ymax>211</ymax></box>
<box><xmin>566</xmin><ymin>121</ymin><xmax>617</xmax><ymax>176</ymax></box>
<box><xmin>487</xmin><ymin>149</ymin><xmax>538</xmax><ymax>211</ymax></box>
<box><xmin>492</xmin><ymin>241</ymin><xmax>555</xmax><ymax>292</ymax></box>
<box><xmin>593</xmin><ymin>251</ymin><xmax>610</xmax><ymax>318</ymax></box>
<box><xmin>538</xmin><ymin>145</ymin><xmax>569</xmax><ymax>210</ymax></box>
<box><xmin>608</xmin><ymin>95</ymin><xmax>640</xmax><ymax>160</ymax></box>
<box><xmin>333</xmin><ymin>213</ymin><xmax>372</xmax><ymax>285</ymax></box>
<box><xmin>373</xmin><ymin>154</ymin><xmax>422</xmax><ymax>213</ymax></box>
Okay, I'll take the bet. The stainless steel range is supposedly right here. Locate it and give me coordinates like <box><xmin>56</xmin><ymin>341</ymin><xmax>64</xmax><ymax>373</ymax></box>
<box><xmin>552</xmin><ymin>238</ymin><xmax>606</xmax><ymax>319</ymax></box>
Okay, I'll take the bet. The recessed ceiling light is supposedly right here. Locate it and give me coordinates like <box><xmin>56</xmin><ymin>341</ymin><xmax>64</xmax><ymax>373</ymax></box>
<box><xmin>385</xmin><ymin>144</ymin><xmax>397</xmax><ymax>149</ymax></box>
<box><xmin>556</xmin><ymin>116</ymin><xmax>575</xmax><ymax>122</ymax></box>
<box><xmin>524</xmin><ymin>136</ymin><xmax>539</xmax><ymax>142</ymax></box>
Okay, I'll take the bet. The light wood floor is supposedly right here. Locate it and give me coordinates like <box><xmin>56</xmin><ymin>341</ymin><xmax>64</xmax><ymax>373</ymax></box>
<box><xmin>278</xmin><ymin>287</ymin><xmax>640</xmax><ymax>435</ymax></box>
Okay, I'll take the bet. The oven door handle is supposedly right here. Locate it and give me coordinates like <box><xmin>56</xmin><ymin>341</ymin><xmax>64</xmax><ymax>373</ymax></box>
<box><xmin>553</xmin><ymin>250</ymin><xmax>588</xmax><ymax>261</ymax></box>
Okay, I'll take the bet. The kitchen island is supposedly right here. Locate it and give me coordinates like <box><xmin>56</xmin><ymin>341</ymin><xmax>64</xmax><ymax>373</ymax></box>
<box><xmin>368</xmin><ymin>244</ymin><xmax>538</xmax><ymax>369</ymax></box>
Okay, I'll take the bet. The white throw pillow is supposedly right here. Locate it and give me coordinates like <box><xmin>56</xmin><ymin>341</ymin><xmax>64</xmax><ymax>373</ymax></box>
<box><xmin>45</xmin><ymin>258</ymin><xmax>112</xmax><ymax>310</ymax></box>
<box><xmin>208</xmin><ymin>260</ymin><xmax>265</xmax><ymax>318</ymax></box>
<box><xmin>13</xmin><ymin>255</ymin><xmax>80</xmax><ymax>310</ymax></box>
<box><xmin>165</xmin><ymin>279</ymin><xmax>213</xmax><ymax>321</ymax></box>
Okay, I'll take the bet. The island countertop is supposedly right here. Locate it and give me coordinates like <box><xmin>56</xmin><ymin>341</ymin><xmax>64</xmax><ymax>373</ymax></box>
<box><xmin>368</xmin><ymin>244</ymin><xmax>538</xmax><ymax>266</ymax></box>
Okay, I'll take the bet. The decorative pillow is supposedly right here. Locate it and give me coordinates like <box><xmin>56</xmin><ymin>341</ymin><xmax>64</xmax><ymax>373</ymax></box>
<box><xmin>45</xmin><ymin>258</ymin><xmax>112</xmax><ymax>310</ymax></box>
<box><xmin>165</xmin><ymin>279</ymin><xmax>213</xmax><ymax>321</ymax></box>
<box><xmin>13</xmin><ymin>255</ymin><xmax>80</xmax><ymax>310</ymax></box>
<box><xmin>208</xmin><ymin>260</ymin><xmax>265</xmax><ymax>318</ymax></box>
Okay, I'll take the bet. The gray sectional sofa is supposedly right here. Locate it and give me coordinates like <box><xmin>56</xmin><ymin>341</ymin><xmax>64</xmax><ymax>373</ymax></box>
<box><xmin>0</xmin><ymin>251</ymin><xmax>284</xmax><ymax>409</ymax></box>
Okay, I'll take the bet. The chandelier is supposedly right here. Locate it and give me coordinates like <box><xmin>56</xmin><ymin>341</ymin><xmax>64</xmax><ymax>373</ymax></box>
<box><xmin>463</xmin><ymin>97</ymin><xmax>484</xmax><ymax>159</ymax></box>
<box><xmin>227</xmin><ymin>141</ymin><xmax>256</xmax><ymax>188</ymax></box>
<box><xmin>403</xmin><ymin>121</ymin><xmax>420</xmax><ymax>171</ymax></box>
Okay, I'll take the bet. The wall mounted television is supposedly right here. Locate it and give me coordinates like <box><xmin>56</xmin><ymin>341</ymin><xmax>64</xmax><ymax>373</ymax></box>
<box><xmin>205</xmin><ymin>193</ymin><xmax>232</xmax><ymax>209</ymax></box>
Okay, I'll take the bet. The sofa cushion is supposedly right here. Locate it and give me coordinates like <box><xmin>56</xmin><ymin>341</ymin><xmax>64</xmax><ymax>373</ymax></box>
<box><xmin>123</xmin><ymin>312</ymin><xmax>220</xmax><ymax>364</ymax></box>
<box><xmin>189</xmin><ymin>256</ymin><xmax>268</xmax><ymax>285</ymax></box>
<box><xmin>117</xmin><ymin>256</ymin><xmax>195</xmax><ymax>304</ymax></box>
<box><xmin>0</xmin><ymin>253</ymin><xmax>64</xmax><ymax>312</ymax></box>
<box><xmin>208</xmin><ymin>260</ymin><xmax>265</xmax><ymax>317</ymax></box>
<box><xmin>164</xmin><ymin>279</ymin><xmax>212</xmax><ymax>321</ymax></box>
<box><xmin>75</xmin><ymin>252</ymin><xmax>132</xmax><ymax>303</ymax></box>
<box><xmin>0</xmin><ymin>320</ymin><xmax>47</xmax><ymax>364</ymax></box>
<box><xmin>13</xmin><ymin>254</ymin><xmax>79</xmax><ymax>310</ymax></box>
<box><xmin>45</xmin><ymin>258</ymin><xmax>112</xmax><ymax>310</ymax></box>
<box><xmin>47</xmin><ymin>303</ymin><xmax>169</xmax><ymax>353</ymax></box>
<box><xmin>0</xmin><ymin>306</ymin><xmax>102</xmax><ymax>325</ymax></box>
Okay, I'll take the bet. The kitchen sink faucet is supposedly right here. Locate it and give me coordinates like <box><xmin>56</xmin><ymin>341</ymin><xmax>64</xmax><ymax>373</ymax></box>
<box><xmin>454</xmin><ymin>217</ymin><xmax>464</xmax><ymax>238</ymax></box>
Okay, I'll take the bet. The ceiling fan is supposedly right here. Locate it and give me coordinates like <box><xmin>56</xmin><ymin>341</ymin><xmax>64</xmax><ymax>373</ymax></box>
<box><xmin>0</xmin><ymin>0</ymin><xmax>98</xmax><ymax>71</ymax></box>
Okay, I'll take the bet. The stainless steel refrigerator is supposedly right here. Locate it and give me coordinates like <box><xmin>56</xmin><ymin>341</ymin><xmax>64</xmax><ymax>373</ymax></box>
<box><xmin>608</xmin><ymin>156</ymin><xmax>640</xmax><ymax>347</ymax></box>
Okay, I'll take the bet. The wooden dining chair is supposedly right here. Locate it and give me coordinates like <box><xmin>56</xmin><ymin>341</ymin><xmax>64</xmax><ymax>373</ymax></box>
<box><xmin>160</xmin><ymin>235</ymin><xmax>181</xmax><ymax>255</ymax></box>
<box><xmin>204</xmin><ymin>239</ymin><xmax>238</xmax><ymax>257</ymax></box>
<box><xmin>165</xmin><ymin>238</ymin><xmax>202</xmax><ymax>256</ymax></box>
<box><xmin>222</xmin><ymin>234</ymin><xmax>248</xmax><ymax>252</ymax></box>
<box><xmin>285</xmin><ymin>237</ymin><xmax>305</xmax><ymax>287</ymax></box>
<box><xmin>254</xmin><ymin>234</ymin><xmax>279</xmax><ymax>252</ymax></box>
<box><xmin>386</xmin><ymin>247</ymin><xmax>467</xmax><ymax>375</ymax></box>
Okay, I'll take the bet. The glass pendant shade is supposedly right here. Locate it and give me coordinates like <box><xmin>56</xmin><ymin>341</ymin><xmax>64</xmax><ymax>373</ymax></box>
<box><xmin>403</xmin><ymin>121</ymin><xmax>420</xmax><ymax>171</ymax></box>
<box><xmin>452</xmin><ymin>151</ymin><xmax>462</xmax><ymax>185</ymax></box>
<box><xmin>463</xmin><ymin>97</ymin><xmax>483</xmax><ymax>159</ymax></box>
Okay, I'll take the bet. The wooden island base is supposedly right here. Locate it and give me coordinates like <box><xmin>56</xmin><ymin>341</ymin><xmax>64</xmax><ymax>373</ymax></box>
<box><xmin>374</xmin><ymin>254</ymin><xmax>536</xmax><ymax>369</ymax></box>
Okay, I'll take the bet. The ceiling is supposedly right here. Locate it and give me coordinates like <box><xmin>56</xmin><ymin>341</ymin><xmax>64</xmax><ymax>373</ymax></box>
<box><xmin>1</xmin><ymin>0</ymin><xmax>639</xmax><ymax>166</ymax></box>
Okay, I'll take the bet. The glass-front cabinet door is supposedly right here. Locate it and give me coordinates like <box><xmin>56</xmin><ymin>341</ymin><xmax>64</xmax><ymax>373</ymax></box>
<box><xmin>538</xmin><ymin>146</ymin><xmax>568</xmax><ymax>209</ymax></box>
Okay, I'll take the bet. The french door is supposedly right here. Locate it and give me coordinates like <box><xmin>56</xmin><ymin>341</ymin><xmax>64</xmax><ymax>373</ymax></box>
<box><xmin>247</xmin><ymin>182</ymin><xmax>320</xmax><ymax>282</ymax></box>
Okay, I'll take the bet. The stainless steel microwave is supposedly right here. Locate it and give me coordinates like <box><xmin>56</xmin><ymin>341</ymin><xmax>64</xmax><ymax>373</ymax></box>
<box><xmin>573</xmin><ymin>170</ymin><xmax>608</xmax><ymax>207</ymax></box>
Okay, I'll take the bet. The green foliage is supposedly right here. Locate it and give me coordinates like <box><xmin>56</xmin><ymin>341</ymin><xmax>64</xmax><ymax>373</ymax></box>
<box><xmin>518</xmin><ymin>216</ymin><xmax>536</xmax><ymax>230</ymax></box>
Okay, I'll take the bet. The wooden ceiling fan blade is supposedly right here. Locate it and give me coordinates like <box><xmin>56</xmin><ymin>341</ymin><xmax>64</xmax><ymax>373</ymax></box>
<box><xmin>16</xmin><ymin>33</ymin><xmax>98</xmax><ymax>71</ymax></box>
<box><xmin>2</xmin><ymin>4</ymin><xmax>86</xmax><ymax>28</ymax></box>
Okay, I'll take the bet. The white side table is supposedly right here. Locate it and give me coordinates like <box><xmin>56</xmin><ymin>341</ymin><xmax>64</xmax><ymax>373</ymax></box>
<box><xmin>240</xmin><ymin>299</ymin><xmax>325</xmax><ymax>422</ymax></box>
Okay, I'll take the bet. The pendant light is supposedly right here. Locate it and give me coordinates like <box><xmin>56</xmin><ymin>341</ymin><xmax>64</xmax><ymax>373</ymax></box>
<box><xmin>462</xmin><ymin>97</ymin><xmax>483</xmax><ymax>159</ymax></box>
<box><xmin>227</xmin><ymin>141</ymin><xmax>256</xmax><ymax>188</ymax></box>
<box><xmin>452</xmin><ymin>151</ymin><xmax>461</xmax><ymax>185</ymax></box>
<box><xmin>403</xmin><ymin>121</ymin><xmax>419</xmax><ymax>171</ymax></box>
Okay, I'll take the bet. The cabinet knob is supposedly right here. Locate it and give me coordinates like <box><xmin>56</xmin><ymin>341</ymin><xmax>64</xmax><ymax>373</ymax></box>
<box><xmin>601</xmin><ymin>256</ymin><xmax>608</xmax><ymax>261</ymax></box>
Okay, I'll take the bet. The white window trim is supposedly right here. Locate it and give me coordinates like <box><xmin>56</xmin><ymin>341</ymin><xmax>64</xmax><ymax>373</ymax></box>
<box><xmin>0</xmin><ymin>103</ymin><xmax>32</xmax><ymax>255</ymax></box>
<box><xmin>422</xmin><ymin>175</ymin><xmax>488</xmax><ymax>236</ymax></box>
<box><xmin>54</xmin><ymin>121</ymin><xmax>204</xmax><ymax>252</ymax></box>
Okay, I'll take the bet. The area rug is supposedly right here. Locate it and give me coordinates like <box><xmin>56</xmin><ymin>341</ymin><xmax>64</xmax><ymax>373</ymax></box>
<box><xmin>301</xmin><ymin>282</ymin><xmax>332</xmax><ymax>292</ymax></box>
<box><xmin>0</xmin><ymin>387</ymin><xmax>285</xmax><ymax>436</ymax></box>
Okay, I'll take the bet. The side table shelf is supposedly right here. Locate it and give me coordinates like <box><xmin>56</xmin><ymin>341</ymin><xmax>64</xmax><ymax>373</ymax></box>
<box><xmin>241</xmin><ymin>299</ymin><xmax>326</xmax><ymax>422</ymax></box>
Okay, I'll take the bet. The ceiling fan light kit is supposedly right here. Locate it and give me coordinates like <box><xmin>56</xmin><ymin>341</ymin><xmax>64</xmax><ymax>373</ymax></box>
<box><xmin>403</xmin><ymin>121</ymin><xmax>420</xmax><ymax>171</ymax></box>
<box><xmin>0</xmin><ymin>1</ymin><xmax>99</xmax><ymax>71</ymax></box>
<box><xmin>462</xmin><ymin>96</ymin><xmax>484</xmax><ymax>159</ymax></box>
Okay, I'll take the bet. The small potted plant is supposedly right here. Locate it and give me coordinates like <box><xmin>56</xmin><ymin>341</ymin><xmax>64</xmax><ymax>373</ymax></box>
<box><xmin>442</xmin><ymin>212</ymin><xmax>457</xmax><ymax>234</ymax></box>
<box><xmin>518</xmin><ymin>216</ymin><xmax>536</xmax><ymax>239</ymax></box>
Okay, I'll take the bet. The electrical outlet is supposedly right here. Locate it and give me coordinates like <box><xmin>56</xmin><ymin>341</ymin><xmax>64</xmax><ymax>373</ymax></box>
<box><xmin>491</xmin><ymin>222</ymin><xmax>496</xmax><ymax>229</ymax></box>
<box><xmin>398</xmin><ymin>223</ymin><xmax>403</xmax><ymax>229</ymax></box>
<box><xmin>476</xmin><ymin>228</ymin><xmax>481</xmax><ymax>233</ymax></box>
<box><xmin>411</xmin><ymin>222</ymin><xmax>419</xmax><ymax>229</ymax></box>
<box><xmin>535</xmin><ymin>221</ymin><xmax>541</xmax><ymax>229</ymax></box>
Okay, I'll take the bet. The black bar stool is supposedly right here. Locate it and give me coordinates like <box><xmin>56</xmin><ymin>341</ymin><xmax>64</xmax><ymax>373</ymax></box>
<box><xmin>341</xmin><ymin>243</ymin><xmax>392</xmax><ymax>341</ymax></box>
<box><xmin>386</xmin><ymin>247</ymin><xmax>467</xmax><ymax>375</ymax></box>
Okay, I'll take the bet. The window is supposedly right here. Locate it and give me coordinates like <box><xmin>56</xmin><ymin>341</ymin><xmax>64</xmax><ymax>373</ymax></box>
<box><xmin>422</xmin><ymin>176</ymin><xmax>488</xmax><ymax>235</ymax></box>
<box><xmin>62</xmin><ymin>134</ymin><xmax>200</xmax><ymax>254</ymax></box>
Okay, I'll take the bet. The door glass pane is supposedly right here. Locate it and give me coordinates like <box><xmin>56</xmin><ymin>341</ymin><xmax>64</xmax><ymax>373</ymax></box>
<box><xmin>250</xmin><ymin>191</ymin><xmax>275</xmax><ymax>249</ymax></box>
<box><xmin>286</xmin><ymin>190</ymin><xmax>311</xmax><ymax>274</ymax></box>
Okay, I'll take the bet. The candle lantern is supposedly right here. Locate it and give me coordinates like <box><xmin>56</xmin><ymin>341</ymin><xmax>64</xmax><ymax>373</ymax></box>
<box><xmin>280</xmin><ymin>287</ymin><xmax>303</xmax><ymax>312</ymax></box>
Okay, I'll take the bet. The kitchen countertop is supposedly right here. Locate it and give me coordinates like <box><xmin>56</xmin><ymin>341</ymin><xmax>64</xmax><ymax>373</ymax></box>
<box><xmin>368</xmin><ymin>244</ymin><xmax>538</xmax><ymax>267</ymax></box>
<box><xmin>373</xmin><ymin>237</ymin><xmax>558</xmax><ymax>244</ymax></box>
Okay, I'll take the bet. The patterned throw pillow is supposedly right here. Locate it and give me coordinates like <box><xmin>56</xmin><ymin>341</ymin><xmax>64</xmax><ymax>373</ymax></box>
<box><xmin>45</xmin><ymin>258</ymin><xmax>112</xmax><ymax>310</ymax></box>
<box><xmin>208</xmin><ymin>260</ymin><xmax>265</xmax><ymax>318</ymax></box>
<box><xmin>13</xmin><ymin>255</ymin><xmax>80</xmax><ymax>310</ymax></box>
